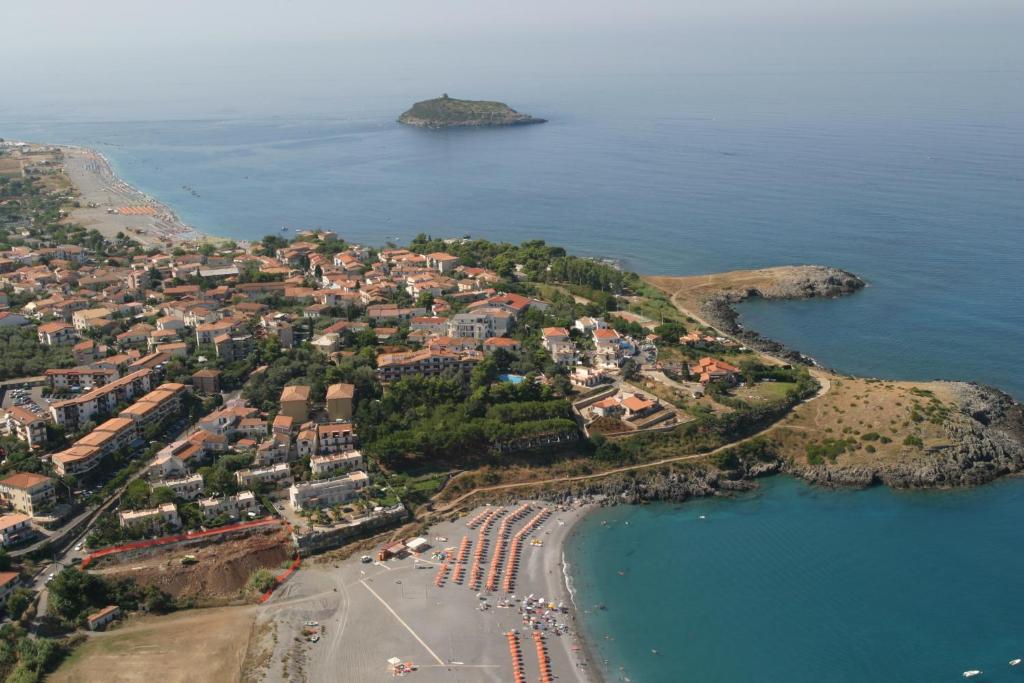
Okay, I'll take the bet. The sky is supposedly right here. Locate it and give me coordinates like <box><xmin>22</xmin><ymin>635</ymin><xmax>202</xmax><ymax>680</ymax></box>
<box><xmin>1</xmin><ymin>0</ymin><xmax>1021</xmax><ymax>120</ymax></box>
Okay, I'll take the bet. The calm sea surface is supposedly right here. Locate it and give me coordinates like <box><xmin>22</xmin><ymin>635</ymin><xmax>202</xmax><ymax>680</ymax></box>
<box><xmin>3</xmin><ymin>70</ymin><xmax>1022</xmax><ymax>681</ymax></box>
<box><xmin>566</xmin><ymin>476</ymin><xmax>1024</xmax><ymax>682</ymax></box>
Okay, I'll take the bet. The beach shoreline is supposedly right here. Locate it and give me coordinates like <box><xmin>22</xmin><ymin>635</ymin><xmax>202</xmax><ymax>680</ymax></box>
<box><xmin>57</xmin><ymin>143</ymin><xmax>212</xmax><ymax>247</ymax></box>
<box><xmin>243</xmin><ymin>500</ymin><xmax>604</xmax><ymax>682</ymax></box>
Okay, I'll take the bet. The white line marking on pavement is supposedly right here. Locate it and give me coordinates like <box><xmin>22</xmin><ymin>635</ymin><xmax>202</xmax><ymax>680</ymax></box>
<box><xmin>360</xmin><ymin>580</ymin><xmax>445</xmax><ymax>666</ymax></box>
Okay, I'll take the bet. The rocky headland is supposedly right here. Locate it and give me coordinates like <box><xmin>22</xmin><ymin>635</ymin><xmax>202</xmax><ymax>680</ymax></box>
<box><xmin>648</xmin><ymin>265</ymin><xmax>865</xmax><ymax>365</ymax></box>
<box><xmin>398</xmin><ymin>94</ymin><xmax>546</xmax><ymax>128</ymax></box>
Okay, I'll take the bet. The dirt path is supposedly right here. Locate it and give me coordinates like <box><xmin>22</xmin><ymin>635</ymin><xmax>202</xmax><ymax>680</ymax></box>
<box><xmin>431</xmin><ymin>277</ymin><xmax>836</xmax><ymax>513</ymax></box>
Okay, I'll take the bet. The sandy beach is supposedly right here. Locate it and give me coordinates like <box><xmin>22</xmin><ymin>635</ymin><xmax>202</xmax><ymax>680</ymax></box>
<box><xmin>246</xmin><ymin>501</ymin><xmax>602</xmax><ymax>683</ymax></box>
<box><xmin>58</xmin><ymin>145</ymin><xmax>208</xmax><ymax>247</ymax></box>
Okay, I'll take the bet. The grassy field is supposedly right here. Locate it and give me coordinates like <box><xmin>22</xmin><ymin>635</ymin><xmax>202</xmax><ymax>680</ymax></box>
<box><xmin>774</xmin><ymin>377</ymin><xmax>961</xmax><ymax>466</ymax></box>
<box><xmin>733</xmin><ymin>381</ymin><xmax>799</xmax><ymax>403</ymax></box>
<box><xmin>52</xmin><ymin>606</ymin><xmax>258</xmax><ymax>683</ymax></box>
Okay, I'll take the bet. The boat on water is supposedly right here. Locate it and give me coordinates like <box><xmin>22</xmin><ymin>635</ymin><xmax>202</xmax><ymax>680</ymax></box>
<box><xmin>1011</xmin><ymin>659</ymin><xmax>1022</xmax><ymax>666</ymax></box>
<box><xmin>963</xmin><ymin>670</ymin><xmax>982</xmax><ymax>678</ymax></box>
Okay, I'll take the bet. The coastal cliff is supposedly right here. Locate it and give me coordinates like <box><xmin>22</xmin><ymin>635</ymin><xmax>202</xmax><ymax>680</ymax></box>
<box><xmin>398</xmin><ymin>95</ymin><xmax>546</xmax><ymax>128</ymax></box>
<box><xmin>645</xmin><ymin>266</ymin><xmax>865</xmax><ymax>365</ymax></box>
<box><xmin>786</xmin><ymin>382</ymin><xmax>1024</xmax><ymax>489</ymax></box>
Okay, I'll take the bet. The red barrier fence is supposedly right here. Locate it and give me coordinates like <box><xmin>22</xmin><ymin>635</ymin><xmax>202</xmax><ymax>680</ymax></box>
<box><xmin>81</xmin><ymin>518</ymin><xmax>284</xmax><ymax>568</ymax></box>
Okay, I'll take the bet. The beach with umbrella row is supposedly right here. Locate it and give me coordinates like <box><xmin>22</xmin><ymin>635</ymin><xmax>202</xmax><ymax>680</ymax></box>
<box><xmin>468</xmin><ymin>506</ymin><xmax>507</xmax><ymax>591</ymax></box>
<box><xmin>450</xmin><ymin>535</ymin><xmax>472</xmax><ymax>584</ymax></box>
<box><xmin>485</xmin><ymin>504</ymin><xmax>534</xmax><ymax>592</ymax></box>
<box><xmin>503</xmin><ymin>508</ymin><xmax>552</xmax><ymax>594</ymax></box>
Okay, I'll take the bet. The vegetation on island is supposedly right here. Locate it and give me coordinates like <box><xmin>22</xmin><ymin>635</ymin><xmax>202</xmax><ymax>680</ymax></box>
<box><xmin>398</xmin><ymin>94</ymin><xmax>546</xmax><ymax>128</ymax></box>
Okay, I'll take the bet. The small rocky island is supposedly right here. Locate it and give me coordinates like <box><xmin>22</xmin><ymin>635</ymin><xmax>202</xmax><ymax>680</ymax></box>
<box><xmin>398</xmin><ymin>94</ymin><xmax>546</xmax><ymax>128</ymax></box>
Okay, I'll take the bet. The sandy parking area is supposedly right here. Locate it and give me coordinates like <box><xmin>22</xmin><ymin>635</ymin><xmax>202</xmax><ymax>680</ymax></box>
<box><xmin>246</xmin><ymin>502</ymin><xmax>598</xmax><ymax>683</ymax></box>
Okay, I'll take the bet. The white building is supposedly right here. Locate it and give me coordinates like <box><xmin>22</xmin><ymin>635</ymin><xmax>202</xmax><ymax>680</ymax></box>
<box><xmin>310</xmin><ymin>450</ymin><xmax>365</xmax><ymax>478</ymax></box>
<box><xmin>118</xmin><ymin>503</ymin><xmax>181</xmax><ymax>532</ymax></box>
<box><xmin>198</xmin><ymin>491</ymin><xmax>258</xmax><ymax>521</ymax></box>
<box><xmin>289</xmin><ymin>471</ymin><xmax>369</xmax><ymax>511</ymax></box>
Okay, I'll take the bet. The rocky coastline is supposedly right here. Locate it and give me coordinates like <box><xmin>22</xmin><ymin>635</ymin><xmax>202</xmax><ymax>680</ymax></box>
<box><xmin>698</xmin><ymin>265</ymin><xmax>866</xmax><ymax>366</ymax></box>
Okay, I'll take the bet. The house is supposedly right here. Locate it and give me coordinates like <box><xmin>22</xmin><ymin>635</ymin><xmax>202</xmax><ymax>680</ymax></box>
<box><xmin>570</xmin><ymin>367</ymin><xmax>608</xmax><ymax>388</ymax></box>
<box><xmin>574</xmin><ymin>317</ymin><xmax>608</xmax><ymax>334</ymax></box>
<box><xmin>72</xmin><ymin>339</ymin><xmax>101</xmax><ymax>364</ymax></box>
<box><xmin>288</xmin><ymin>471</ymin><xmax>369</xmax><ymax>511</ymax></box>
<box><xmin>0</xmin><ymin>513</ymin><xmax>33</xmax><ymax>547</ymax></box>
<box><xmin>0</xmin><ymin>573</ymin><xmax>20</xmax><ymax>606</ymax></box>
<box><xmin>591</xmin><ymin>396</ymin><xmax>625</xmax><ymax>418</ymax></box>
<box><xmin>425</xmin><ymin>252</ymin><xmax>459</xmax><ymax>273</ymax></box>
<box><xmin>621</xmin><ymin>394</ymin><xmax>660</xmax><ymax>419</ymax></box>
<box><xmin>0</xmin><ymin>312</ymin><xmax>29</xmax><ymax>328</ymax></box>
<box><xmin>0</xmin><ymin>472</ymin><xmax>56</xmax><ymax>517</ymax></box>
<box><xmin>192</xmin><ymin>368</ymin><xmax>221</xmax><ymax>395</ymax></box>
<box><xmin>0</xmin><ymin>406</ymin><xmax>47</xmax><ymax>449</ymax></box>
<box><xmin>214</xmin><ymin>333</ymin><xmax>253</xmax><ymax>362</ymax></box>
<box><xmin>72</xmin><ymin>307</ymin><xmax>113</xmax><ymax>331</ymax></box>
<box><xmin>279</xmin><ymin>385</ymin><xmax>311</xmax><ymax>422</ymax></box>
<box><xmin>467</xmin><ymin>292</ymin><xmax>548</xmax><ymax>318</ymax></box>
<box><xmin>541</xmin><ymin>327</ymin><xmax>576</xmax><ymax>365</ymax></box>
<box><xmin>36</xmin><ymin>320</ymin><xmax>76</xmax><ymax>345</ymax></box>
<box><xmin>593</xmin><ymin>328</ymin><xmax>623</xmax><ymax>367</ymax></box>
<box><xmin>86</xmin><ymin>605</ymin><xmax>121</xmax><ymax>631</ymax></box>
<box><xmin>326</xmin><ymin>383</ymin><xmax>355</xmax><ymax>421</ymax></box>
<box><xmin>483</xmin><ymin>337</ymin><xmax>522</xmax><ymax>354</ymax></box>
<box><xmin>688</xmin><ymin>357</ymin><xmax>741</xmax><ymax>384</ymax></box>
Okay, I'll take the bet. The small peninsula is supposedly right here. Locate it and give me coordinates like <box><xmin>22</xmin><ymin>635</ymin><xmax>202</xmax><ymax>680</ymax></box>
<box><xmin>398</xmin><ymin>94</ymin><xmax>547</xmax><ymax>128</ymax></box>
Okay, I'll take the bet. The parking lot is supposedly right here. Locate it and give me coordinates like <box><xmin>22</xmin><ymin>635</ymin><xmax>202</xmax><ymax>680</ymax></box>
<box><xmin>0</xmin><ymin>383</ymin><xmax>52</xmax><ymax>417</ymax></box>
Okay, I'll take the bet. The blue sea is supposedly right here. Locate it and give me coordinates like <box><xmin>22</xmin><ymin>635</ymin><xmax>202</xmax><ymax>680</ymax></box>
<box><xmin>567</xmin><ymin>476</ymin><xmax>1024</xmax><ymax>682</ymax></box>
<box><xmin>3</xmin><ymin>69</ymin><xmax>1022</xmax><ymax>682</ymax></box>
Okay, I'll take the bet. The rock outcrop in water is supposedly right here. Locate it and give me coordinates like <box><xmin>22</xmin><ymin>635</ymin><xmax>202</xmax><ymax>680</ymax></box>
<box><xmin>398</xmin><ymin>94</ymin><xmax>546</xmax><ymax>128</ymax></box>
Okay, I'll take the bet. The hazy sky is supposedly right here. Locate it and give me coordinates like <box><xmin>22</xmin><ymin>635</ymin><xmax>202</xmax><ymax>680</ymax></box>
<box><xmin>2</xmin><ymin>0</ymin><xmax>1021</xmax><ymax>120</ymax></box>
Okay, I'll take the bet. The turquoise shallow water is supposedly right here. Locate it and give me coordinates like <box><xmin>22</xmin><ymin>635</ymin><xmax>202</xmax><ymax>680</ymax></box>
<box><xmin>566</xmin><ymin>476</ymin><xmax>1024</xmax><ymax>683</ymax></box>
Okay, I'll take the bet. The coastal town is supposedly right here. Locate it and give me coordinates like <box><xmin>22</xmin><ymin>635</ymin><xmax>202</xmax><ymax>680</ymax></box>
<box><xmin>2</xmin><ymin>139</ymin><xmax>1021</xmax><ymax>682</ymax></box>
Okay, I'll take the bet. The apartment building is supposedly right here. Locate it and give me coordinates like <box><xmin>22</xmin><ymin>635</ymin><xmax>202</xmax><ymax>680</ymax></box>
<box><xmin>118</xmin><ymin>503</ymin><xmax>181</xmax><ymax>532</ymax></box>
<box><xmin>316</xmin><ymin>422</ymin><xmax>357</xmax><ymax>455</ymax></box>
<box><xmin>288</xmin><ymin>471</ymin><xmax>369</xmax><ymax>511</ymax></box>
<box><xmin>0</xmin><ymin>407</ymin><xmax>47</xmax><ymax>449</ymax></box>
<box><xmin>49</xmin><ymin>368</ymin><xmax>153</xmax><ymax>428</ymax></box>
<box><xmin>0</xmin><ymin>472</ymin><xmax>56</xmax><ymax>517</ymax></box>
<box><xmin>375</xmin><ymin>348</ymin><xmax>483</xmax><ymax>383</ymax></box>
<box><xmin>310</xmin><ymin>450</ymin><xmax>364</xmax><ymax>478</ymax></box>
<box><xmin>235</xmin><ymin>463</ymin><xmax>293</xmax><ymax>489</ymax></box>
<box><xmin>36</xmin><ymin>320</ymin><xmax>77</xmax><ymax>345</ymax></box>
<box><xmin>279</xmin><ymin>385</ymin><xmax>311</xmax><ymax>421</ymax></box>
<box><xmin>198</xmin><ymin>491</ymin><xmax>257</xmax><ymax>521</ymax></box>
<box><xmin>45</xmin><ymin>366</ymin><xmax>119</xmax><ymax>390</ymax></box>
<box><xmin>151</xmin><ymin>473</ymin><xmax>205</xmax><ymax>501</ymax></box>
<box><xmin>325</xmin><ymin>383</ymin><xmax>355</xmax><ymax>421</ymax></box>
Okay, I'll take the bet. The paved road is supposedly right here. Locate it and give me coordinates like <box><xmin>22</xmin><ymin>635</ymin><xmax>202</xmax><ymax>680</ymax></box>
<box><xmin>27</xmin><ymin>417</ymin><xmax>195</xmax><ymax>627</ymax></box>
